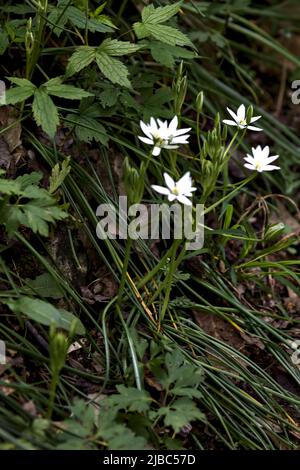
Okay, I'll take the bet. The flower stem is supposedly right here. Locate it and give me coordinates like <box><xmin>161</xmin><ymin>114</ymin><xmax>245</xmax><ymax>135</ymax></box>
<box><xmin>116</xmin><ymin>237</ymin><xmax>133</xmax><ymax>308</ymax></box>
<box><xmin>159</xmin><ymin>238</ymin><xmax>182</xmax><ymax>325</ymax></box>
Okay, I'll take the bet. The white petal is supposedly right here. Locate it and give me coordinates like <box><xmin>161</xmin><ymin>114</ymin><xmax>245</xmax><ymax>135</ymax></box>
<box><xmin>226</xmin><ymin>107</ymin><xmax>238</xmax><ymax>122</ymax></box>
<box><xmin>140</xmin><ymin>120</ymin><xmax>152</xmax><ymax>138</ymax></box>
<box><xmin>262</xmin><ymin>165</ymin><xmax>280</xmax><ymax>171</ymax></box>
<box><xmin>171</xmin><ymin>136</ymin><xmax>190</xmax><ymax>145</ymax></box>
<box><xmin>163</xmin><ymin>144</ymin><xmax>179</xmax><ymax>149</ymax></box>
<box><xmin>150</xmin><ymin>117</ymin><xmax>158</xmax><ymax>131</ymax></box>
<box><xmin>223</xmin><ymin>119</ymin><xmax>238</xmax><ymax>126</ymax></box>
<box><xmin>262</xmin><ymin>146</ymin><xmax>270</xmax><ymax>159</ymax></box>
<box><xmin>266</xmin><ymin>154</ymin><xmax>279</xmax><ymax>164</ymax></box>
<box><xmin>246</xmin><ymin>125</ymin><xmax>263</xmax><ymax>131</ymax></box>
<box><xmin>152</xmin><ymin>146</ymin><xmax>161</xmax><ymax>156</ymax></box>
<box><xmin>244</xmin><ymin>163</ymin><xmax>255</xmax><ymax>171</ymax></box>
<box><xmin>151</xmin><ymin>185</ymin><xmax>170</xmax><ymax>196</ymax></box>
<box><xmin>177</xmin><ymin>195</ymin><xmax>192</xmax><ymax>206</ymax></box>
<box><xmin>164</xmin><ymin>172</ymin><xmax>175</xmax><ymax>190</ymax></box>
<box><xmin>168</xmin><ymin>194</ymin><xmax>177</xmax><ymax>202</ymax></box>
<box><xmin>174</xmin><ymin>127</ymin><xmax>192</xmax><ymax>136</ymax></box>
<box><xmin>250</xmin><ymin>115</ymin><xmax>261</xmax><ymax>123</ymax></box>
<box><xmin>138</xmin><ymin>136</ymin><xmax>154</xmax><ymax>145</ymax></box>
<box><xmin>176</xmin><ymin>172</ymin><xmax>192</xmax><ymax>193</ymax></box>
<box><xmin>237</xmin><ymin>104</ymin><xmax>246</xmax><ymax>121</ymax></box>
<box><xmin>168</xmin><ymin>115</ymin><xmax>178</xmax><ymax>134</ymax></box>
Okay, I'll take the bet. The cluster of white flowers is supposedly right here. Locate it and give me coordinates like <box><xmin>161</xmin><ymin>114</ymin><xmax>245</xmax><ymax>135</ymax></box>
<box><xmin>223</xmin><ymin>104</ymin><xmax>280</xmax><ymax>172</ymax></box>
<box><xmin>138</xmin><ymin>105</ymin><xmax>280</xmax><ymax>206</ymax></box>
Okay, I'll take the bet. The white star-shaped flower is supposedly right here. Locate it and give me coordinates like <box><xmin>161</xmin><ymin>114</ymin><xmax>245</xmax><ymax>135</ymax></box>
<box><xmin>151</xmin><ymin>171</ymin><xmax>197</xmax><ymax>206</ymax></box>
<box><xmin>138</xmin><ymin>116</ymin><xmax>191</xmax><ymax>156</ymax></box>
<box><xmin>223</xmin><ymin>104</ymin><xmax>262</xmax><ymax>131</ymax></box>
<box><xmin>244</xmin><ymin>145</ymin><xmax>280</xmax><ymax>172</ymax></box>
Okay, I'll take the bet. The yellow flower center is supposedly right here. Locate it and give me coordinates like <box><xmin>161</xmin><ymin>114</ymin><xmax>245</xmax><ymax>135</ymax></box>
<box><xmin>172</xmin><ymin>186</ymin><xmax>180</xmax><ymax>195</ymax></box>
<box><xmin>239</xmin><ymin>119</ymin><xmax>247</xmax><ymax>126</ymax></box>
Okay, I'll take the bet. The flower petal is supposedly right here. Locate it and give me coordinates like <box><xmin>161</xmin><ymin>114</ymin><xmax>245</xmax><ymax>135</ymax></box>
<box><xmin>152</xmin><ymin>146</ymin><xmax>161</xmax><ymax>156</ymax></box>
<box><xmin>171</xmin><ymin>136</ymin><xmax>190</xmax><ymax>145</ymax></box>
<box><xmin>244</xmin><ymin>163</ymin><xmax>255</xmax><ymax>170</ymax></box>
<box><xmin>151</xmin><ymin>185</ymin><xmax>170</xmax><ymax>196</ymax></box>
<box><xmin>237</xmin><ymin>104</ymin><xmax>246</xmax><ymax>121</ymax></box>
<box><xmin>168</xmin><ymin>194</ymin><xmax>177</xmax><ymax>202</ymax></box>
<box><xmin>246</xmin><ymin>125</ymin><xmax>263</xmax><ymax>132</ymax></box>
<box><xmin>226</xmin><ymin>107</ymin><xmax>238</xmax><ymax>122</ymax></box>
<box><xmin>262</xmin><ymin>165</ymin><xmax>280</xmax><ymax>171</ymax></box>
<box><xmin>138</xmin><ymin>136</ymin><xmax>154</xmax><ymax>145</ymax></box>
<box><xmin>176</xmin><ymin>172</ymin><xmax>192</xmax><ymax>193</ymax></box>
<box><xmin>174</xmin><ymin>127</ymin><xmax>192</xmax><ymax>136</ymax></box>
<box><xmin>168</xmin><ymin>115</ymin><xmax>178</xmax><ymax>134</ymax></box>
<box><xmin>222</xmin><ymin>119</ymin><xmax>238</xmax><ymax>126</ymax></box>
<box><xmin>266</xmin><ymin>154</ymin><xmax>279</xmax><ymax>164</ymax></box>
<box><xmin>140</xmin><ymin>120</ymin><xmax>152</xmax><ymax>138</ymax></box>
<box><xmin>164</xmin><ymin>172</ymin><xmax>175</xmax><ymax>190</ymax></box>
<box><xmin>262</xmin><ymin>145</ymin><xmax>270</xmax><ymax>159</ymax></box>
<box><xmin>150</xmin><ymin>117</ymin><xmax>158</xmax><ymax>131</ymax></box>
<box><xmin>250</xmin><ymin>115</ymin><xmax>261</xmax><ymax>123</ymax></box>
<box><xmin>177</xmin><ymin>195</ymin><xmax>192</xmax><ymax>206</ymax></box>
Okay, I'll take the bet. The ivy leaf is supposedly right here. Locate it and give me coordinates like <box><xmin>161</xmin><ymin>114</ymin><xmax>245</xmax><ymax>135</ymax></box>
<box><xmin>156</xmin><ymin>397</ymin><xmax>205</xmax><ymax>433</ymax></box>
<box><xmin>32</xmin><ymin>89</ymin><xmax>59</xmax><ymax>139</ymax></box>
<box><xmin>5</xmin><ymin>296</ymin><xmax>85</xmax><ymax>334</ymax></box>
<box><xmin>66</xmin><ymin>46</ymin><xmax>96</xmax><ymax>77</ymax></box>
<box><xmin>95</xmin><ymin>51</ymin><xmax>131</xmax><ymax>88</ymax></box>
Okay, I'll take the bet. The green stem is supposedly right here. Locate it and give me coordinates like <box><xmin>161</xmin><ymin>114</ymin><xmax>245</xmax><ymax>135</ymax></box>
<box><xmin>160</xmin><ymin>239</ymin><xmax>182</xmax><ymax>324</ymax></box>
<box><xmin>47</xmin><ymin>370</ymin><xmax>59</xmax><ymax>419</ymax></box>
<box><xmin>116</xmin><ymin>237</ymin><xmax>133</xmax><ymax>308</ymax></box>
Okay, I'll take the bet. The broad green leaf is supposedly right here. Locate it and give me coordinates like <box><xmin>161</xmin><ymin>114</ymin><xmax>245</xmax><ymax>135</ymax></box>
<box><xmin>58</xmin><ymin>308</ymin><xmax>85</xmax><ymax>335</ymax></box>
<box><xmin>107</xmin><ymin>385</ymin><xmax>152</xmax><ymax>413</ymax></box>
<box><xmin>66</xmin><ymin>113</ymin><xmax>108</xmax><ymax>146</ymax></box>
<box><xmin>32</xmin><ymin>89</ymin><xmax>59</xmax><ymax>139</ymax></box>
<box><xmin>5</xmin><ymin>86</ymin><xmax>35</xmax><ymax>105</ymax></box>
<box><xmin>142</xmin><ymin>2</ymin><xmax>182</xmax><ymax>24</ymax></box>
<box><xmin>145</xmin><ymin>24</ymin><xmax>193</xmax><ymax>47</ymax></box>
<box><xmin>66</xmin><ymin>46</ymin><xmax>96</xmax><ymax>77</ymax></box>
<box><xmin>0</xmin><ymin>178</ymin><xmax>21</xmax><ymax>195</ymax></box>
<box><xmin>156</xmin><ymin>397</ymin><xmax>205</xmax><ymax>433</ymax></box>
<box><xmin>45</xmin><ymin>82</ymin><xmax>93</xmax><ymax>100</ymax></box>
<box><xmin>23</xmin><ymin>273</ymin><xmax>64</xmax><ymax>299</ymax></box>
<box><xmin>133</xmin><ymin>22</ymin><xmax>148</xmax><ymax>40</ymax></box>
<box><xmin>150</xmin><ymin>41</ymin><xmax>197</xmax><ymax>67</ymax></box>
<box><xmin>99</xmin><ymin>38</ymin><xmax>141</xmax><ymax>56</ymax></box>
<box><xmin>6</xmin><ymin>297</ymin><xmax>85</xmax><ymax>333</ymax></box>
<box><xmin>8</xmin><ymin>77</ymin><xmax>35</xmax><ymax>88</ymax></box>
<box><xmin>95</xmin><ymin>52</ymin><xmax>131</xmax><ymax>88</ymax></box>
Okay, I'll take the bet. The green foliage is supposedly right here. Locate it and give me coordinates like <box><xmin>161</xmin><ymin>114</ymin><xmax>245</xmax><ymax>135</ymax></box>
<box><xmin>0</xmin><ymin>171</ymin><xmax>68</xmax><ymax>237</ymax></box>
<box><xmin>5</xmin><ymin>296</ymin><xmax>85</xmax><ymax>334</ymax></box>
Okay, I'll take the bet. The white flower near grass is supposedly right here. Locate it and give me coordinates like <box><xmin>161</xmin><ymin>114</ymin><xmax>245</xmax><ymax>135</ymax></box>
<box><xmin>138</xmin><ymin>116</ymin><xmax>191</xmax><ymax>156</ymax></box>
<box><xmin>151</xmin><ymin>172</ymin><xmax>196</xmax><ymax>206</ymax></box>
<box><xmin>244</xmin><ymin>145</ymin><xmax>280</xmax><ymax>172</ymax></box>
<box><xmin>223</xmin><ymin>104</ymin><xmax>262</xmax><ymax>131</ymax></box>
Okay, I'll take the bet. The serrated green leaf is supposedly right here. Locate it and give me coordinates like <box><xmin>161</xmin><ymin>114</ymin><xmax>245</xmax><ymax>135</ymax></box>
<box><xmin>32</xmin><ymin>89</ymin><xmax>59</xmax><ymax>139</ymax></box>
<box><xmin>5</xmin><ymin>85</ymin><xmax>35</xmax><ymax>105</ymax></box>
<box><xmin>49</xmin><ymin>157</ymin><xmax>71</xmax><ymax>194</ymax></box>
<box><xmin>65</xmin><ymin>113</ymin><xmax>109</xmax><ymax>145</ymax></box>
<box><xmin>133</xmin><ymin>22</ymin><xmax>149</xmax><ymax>40</ymax></box>
<box><xmin>95</xmin><ymin>51</ymin><xmax>131</xmax><ymax>88</ymax></box>
<box><xmin>98</xmin><ymin>87</ymin><xmax>120</xmax><ymax>108</ymax></box>
<box><xmin>107</xmin><ymin>385</ymin><xmax>152</xmax><ymax>413</ymax></box>
<box><xmin>45</xmin><ymin>82</ymin><xmax>93</xmax><ymax>100</ymax></box>
<box><xmin>142</xmin><ymin>2</ymin><xmax>182</xmax><ymax>24</ymax></box>
<box><xmin>99</xmin><ymin>38</ymin><xmax>141</xmax><ymax>56</ymax></box>
<box><xmin>8</xmin><ymin>77</ymin><xmax>35</xmax><ymax>88</ymax></box>
<box><xmin>0</xmin><ymin>178</ymin><xmax>21</xmax><ymax>195</ymax></box>
<box><xmin>6</xmin><ymin>297</ymin><xmax>84</xmax><ymax>334</ymax></box>
<box><xmin>145</xmin><ymin>24</ymin><xmax>193</xmax><ymax>47</ymax></box>
<box><xmin>16</xmin><ymin>171</ymin><xmax>43</xmax><ymax>189</ymax></box>
<box><xmin>66</xmin><ymin>46</ymin><xmax>96</xmax><ymax>77</ymax></box>
<box><xmin>156</xmin><ymin>397</ymin><xmax>205</xmax><ymax>433</ymax></box>
<box><xmin>150</xmin><ymin>41</ymin><xmax>197</xmax><ymax>67</ymax></box>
